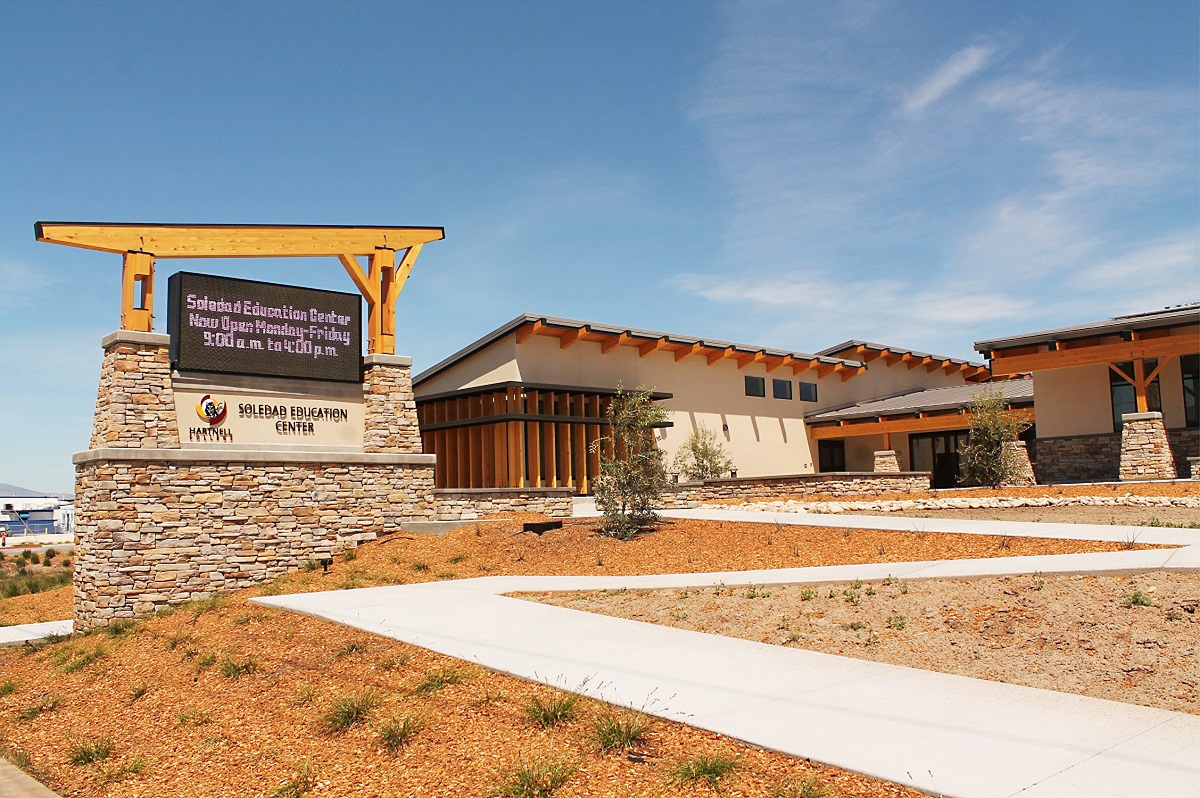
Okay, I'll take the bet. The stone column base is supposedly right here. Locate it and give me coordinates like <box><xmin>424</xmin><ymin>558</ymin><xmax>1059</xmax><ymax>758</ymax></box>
<box><xmin>1001</xmin><ymin>441</ymin><xmax>1036</xmax><ymax>486</ymax></box>
<box><xmin>873</xmin><ymin>450</ymin><xmax>900</xmax><ymax>472</ymax></box>
<box><xmin>1119</xmin><ymin>412</ymin><xmax>1176</xmax><ymax>481</ymax></box>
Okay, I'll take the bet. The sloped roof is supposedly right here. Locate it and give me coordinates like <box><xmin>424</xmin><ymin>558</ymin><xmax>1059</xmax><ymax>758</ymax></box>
<box><xmin>415</xmin><ymin>313</ymin><xmax>867</xmax><ymax>387</ymax></box>
<box><xmin>805</xmin><ymin>378</ymin><xmax>1033</xmax><ymax>423</ymax></box>
<box><xmin>818</xmin><ymin>339</ymin><xmax>987</xmax><ymax>369</ymax></box>
<box><xmin>975</xmin><ymin>303</ymin><xmax>1200</xmax><ymax>353</ymax></box>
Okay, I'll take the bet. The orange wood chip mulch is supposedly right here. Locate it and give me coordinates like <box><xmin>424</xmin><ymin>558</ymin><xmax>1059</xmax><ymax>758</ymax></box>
<box><xmin>0</xmin><ymin>515</ymin><xmax>1169</xmax><ymax>798</ymax></box>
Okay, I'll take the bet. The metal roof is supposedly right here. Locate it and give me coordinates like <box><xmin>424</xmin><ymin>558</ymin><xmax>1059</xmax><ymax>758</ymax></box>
<box><xmin>818</xmin><ymin>339</ymin><xmax>986</xmax><ymax>369</ymax></box>
<box><xmin>414</xmin><ymin>313</ymin><xmax>863</xmax><ymax>387</ymax></box>
<box><xmin>805</xmin><ymin>378</ymin><xmax>1033</xmax><ymax>423</ymax></box>
<box><xmin>974</xmin><ymin>303</ymin><xmax>1200</xmax><ymax>353</ymax></box>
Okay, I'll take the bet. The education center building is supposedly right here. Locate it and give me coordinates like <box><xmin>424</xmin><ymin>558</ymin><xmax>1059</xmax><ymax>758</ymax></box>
<box><xmin>413</xmin><ymin>313</ymin><xmax>1026</xmax><ymax>493</ymax></box>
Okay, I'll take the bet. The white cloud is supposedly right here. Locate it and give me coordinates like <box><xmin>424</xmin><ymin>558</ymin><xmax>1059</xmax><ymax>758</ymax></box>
<box><xmin>901</xmin><ymin>44</ymin><xmax>995</xmax><ymax>115</ymax></box>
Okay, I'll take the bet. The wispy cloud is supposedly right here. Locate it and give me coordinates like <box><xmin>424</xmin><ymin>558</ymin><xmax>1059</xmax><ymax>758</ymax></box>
<box><xmin>676</xmin><ymin>1</ymin><xmax>1197</xmax><ymax>354</ymax></box>
<box><xmin>901</xmin><ymin>44</ymin><xmax>995</xmax><ymax>115</ymax></box>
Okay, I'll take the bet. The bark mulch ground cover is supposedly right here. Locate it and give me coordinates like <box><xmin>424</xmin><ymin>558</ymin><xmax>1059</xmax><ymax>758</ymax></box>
<box><xmin>0</xmin><ymin>516</ymin><xmax>1171</xmax><ymax>797</ymax></box>
<box><xmin>531</xmin><ymin>571</ymin><xmax>1200</xmax><ymax>715</ymax></box>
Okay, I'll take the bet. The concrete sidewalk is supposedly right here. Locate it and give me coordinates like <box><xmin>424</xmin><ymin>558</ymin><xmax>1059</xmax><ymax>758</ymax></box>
<box><xmin>0</xmin><ymin>620</ymin><xmax>73</xmax><ymax>645</ymax></box>
<box><xmin>254</xmin><ymin>527</ymin><xmax>1200</xmax><ymax>798</ymax></box>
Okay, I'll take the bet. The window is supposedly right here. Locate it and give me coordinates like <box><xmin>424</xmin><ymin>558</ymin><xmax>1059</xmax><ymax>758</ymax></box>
<box><xmin>817</xmin><ymin>440</ymin><xmax>845</xmax><ymax>472</ymax></box>
<box><xmin>1110</xmin><ymin>360</ymin><xmax>1161</xmax><ymax>431</ymax></box>
<box><xmin>772</xmin><ymin>379</ymin><xmax>792</xmax><ymax>399</ymax></box>
<box><xmin>744</xmin><ymin>376</ymin><xmax>765</xmax><ymax>397</ymax></box>
<box><xmin>1183</xmin><ymin>354</ymin><xmax>1199</xmax><ymax>428</ymax></box>
<box><xmin>797</xmin><ymin>382</ymin><xmax>818</xmax><ymax>402</ymax></box>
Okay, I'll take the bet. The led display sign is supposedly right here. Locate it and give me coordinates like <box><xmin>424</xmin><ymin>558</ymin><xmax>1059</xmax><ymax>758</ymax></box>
<box><xmin>167</xmin><ymin>272</ymin><xmax>362</xmax><ymax>382</ymax></box>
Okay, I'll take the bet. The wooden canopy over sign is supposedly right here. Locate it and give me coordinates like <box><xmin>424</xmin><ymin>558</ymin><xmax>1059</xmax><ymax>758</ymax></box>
<box><xmin>514</xmin><ymin>318</ymin><xmax>865</xmax><ymax>379</ymax></box>
<box><xmin>35</xmin><ymin>222</ymin><xmax>444</xmax><ymax>355</ymax></box>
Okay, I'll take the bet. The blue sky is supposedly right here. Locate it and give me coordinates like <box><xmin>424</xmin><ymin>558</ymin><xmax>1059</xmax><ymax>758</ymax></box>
<box><xmin>2</xmin><ymin>0</ymin><xmax>1196</xmax><ymax>493</ymax></box>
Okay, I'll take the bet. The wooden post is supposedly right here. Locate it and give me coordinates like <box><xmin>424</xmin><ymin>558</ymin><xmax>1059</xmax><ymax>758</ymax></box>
<box><xmin>121</xmin><ymin>251</ymin><xmax>155</xmax><ymax>332</ymax></box>
<box><xmin>1133</xmin><ymin>358</ymin><xmax>1148</xmax><ymax>413</ymax></box>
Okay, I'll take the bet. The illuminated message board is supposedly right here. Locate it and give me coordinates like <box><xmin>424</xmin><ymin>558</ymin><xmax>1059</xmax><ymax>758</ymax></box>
<box><xmin>167</xmin><ymin>272</ymin><xmax>362</xmax><ymax>383</ymax></box>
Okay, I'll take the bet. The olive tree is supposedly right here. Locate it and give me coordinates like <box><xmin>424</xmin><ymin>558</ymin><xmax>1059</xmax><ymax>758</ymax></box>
<box><xmin>960</xmin><ymin>387</ymin><xmax>1032</xmax><ymax>488</ymax></box>
<box><xmin>590</xmin><ymin>385</ymin><xmax>669</xmax><ymax>539</ymax></box>
<box><xmin>671</xmin><ymin>423</ymin><xmax>735</xmax><ymax>481</ymax></box>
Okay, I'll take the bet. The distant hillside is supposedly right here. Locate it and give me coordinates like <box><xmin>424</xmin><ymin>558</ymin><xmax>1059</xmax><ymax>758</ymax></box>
<box><xmin>0</xmin><ymin>482</ymin><xmax>69</xmax><ymax>499</ymax></box>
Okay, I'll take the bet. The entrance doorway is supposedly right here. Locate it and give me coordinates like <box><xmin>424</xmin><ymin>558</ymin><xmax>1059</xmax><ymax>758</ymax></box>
<box><xmin>909</xmin><ymin>431</ymin><xmax>969</xmax><ymax>488</ymax></box>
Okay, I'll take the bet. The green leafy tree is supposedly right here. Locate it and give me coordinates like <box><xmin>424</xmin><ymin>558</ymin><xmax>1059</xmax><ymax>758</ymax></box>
<box><xmin>590</xmin><ymin>385</ymin><xmax>669</xmax><ymax>539</ymax></box>
<box><xmin>671</xmin><ymin>423</ymin><xmax>735</xmax><ymax>481</ymax></box>
<box><xmin>960</xmin><ymin>387</ymin><xmax>1032</xmax><ymax>488</ymax></box>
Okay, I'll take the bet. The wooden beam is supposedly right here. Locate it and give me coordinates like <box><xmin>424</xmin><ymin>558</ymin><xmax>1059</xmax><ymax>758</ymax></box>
<box><xmin>737</xmin><ymin>350</ymin><xmax>767</xmax><ymax>370</ymax></box>
<box><xmin>906</xmin><ymin>355</ymin><xmax>933</xmax><ymax>370</ymax></box>
<box><xmin>814</xmin><ymin>362</ymin><xmax>838</xmax><ymax>378</ymax></box>
<box><xmin>790</xmin><ymin>358</ymin><xmax>817</xmax><ymax>376</ymax></box>
<box><xmin>766</xmin><ymin>355</ymin><xmax>793</xmax><ymax>374</ymax></box>
<box><xmin>338</xmin><ymin>253</ymin><xmax>376</xmax><ymax>301</ymax></box>
<box><xmin>559</xmin><ymin>326</ymin><xmax>588</xmax><ymax>350</ymax></box>
<box><xmin>120</xmin><ymin>251</ymin><xmax>154</xmax><ymax>332</ymax></box>
<box><xmin>856</xmin><ymin>348</ymin><xmax>884</xmax><ymax>364</ymax></box>
<box><xmin>707</xmin><ymin>346</ymin><xmax>736</xmax><ymax>366</ymax></box>
<box><xmin>925</xmin><ymin>359</ymin><xmax>946</xmax><ymax>372</ymax></box>
<box><xmin>639</xmin><ymin>337</ymin><xmax>669</xmax><ymax>358</ymax></box>
<box><xmin>35</xmin><ymin>222</ymin><xmax>445</xmax><ymax>258</ymax></box>
<box><xmin>367</xmin><ymin>247</ymin><xmax>394</xmax><ymax>354</ymax></box>
<box><xmin>515</xmin><ymin>320</ymin><xmax>545</xmax><ymax>344</ymax></box>
<box><xmin>837</xmin><ymin>363</ymin><xmax>861</xmax><ymax>381</ymax></box>
<box><xmin>882</xmin><ymin>350</ymin><xmax>905</xmax><ymax>366</ymax></box>
<box><xmin>674</xmin><ymin>342</ymin><xmax>704</xmax><ymax>362</ymax></box>
<box><xmin>601</xmin><ymin>332</ymin><xmax>631</xmax><ymax>354</ymax></box>
<box><xmin>810</xmin><ymin>407</ymin><xmax>1035</xmax><ymax>439</ymax></box>
<box><xmin>988</xmin><ymin>327</ymin><xmax>1200</xmax><ymax>375</ymax></box>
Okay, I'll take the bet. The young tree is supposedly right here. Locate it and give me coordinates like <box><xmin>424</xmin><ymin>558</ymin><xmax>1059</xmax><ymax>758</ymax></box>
<box><xmin>590</xmin><ymin>385</ymin><xmax>669</xmax><ymax>539</ymax></box>
<box><xmin>960</xmin><ymin>387</ymin><xmax>1032</xmax><ymax>488</ymax></box>
<box><xmin>671</xmin><ymin>423</ymin><xmax>735</xmax><ymax>481</ymax></box>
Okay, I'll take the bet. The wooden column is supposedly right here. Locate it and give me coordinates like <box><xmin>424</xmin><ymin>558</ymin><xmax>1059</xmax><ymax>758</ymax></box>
<box><xmin>120</xmin><ymin>252</ymin><xmax>155</xmax><ymax>332</ymax></box>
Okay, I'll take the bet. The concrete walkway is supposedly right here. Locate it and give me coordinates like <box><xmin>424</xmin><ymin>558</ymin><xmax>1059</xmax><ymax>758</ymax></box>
<box><xmin>0</xmin><ymin>620</ymin><xmax>73</xmax><ymax>645</ymax></box>
<box><xmin>253</xmin><ymin>510</ymin><xmax>1200</xmax><ymax>798</ymax></box>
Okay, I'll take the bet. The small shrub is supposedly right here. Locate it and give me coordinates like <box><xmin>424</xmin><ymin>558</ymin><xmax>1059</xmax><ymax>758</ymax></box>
<box><xmin>495</xmin><ymin>758</ymin><xmax>576</xmax><ymax>798</ymax></box>
<box><xmin>176</xmin><ymin>709</ymin><xmax>213</xmax><ymax>726</ymax></box>
<box><xmin>377</xmin><ymin>653</ymin><xmax>409</xmax><ymax>672</ymax></box>
<box><xmin>271</xmin><ymin>762</ymin><xmax>317</xmax><ymax>798</ymax></box>
<box><xmin>592</xmin><ymin>385</ymin><xmax>669</xmax><ymax>539</ymax></box>
<box><xmin>320</xmin><ymin>690</ymin><xmax>378</xmax><ymax>733</ymax></box>
<box><xmin>196</xmin><ymin>653</ymin><xmax>217</xmax><ymax>669</ymax></box>
<box><xmin>799</xmin><ymin>589</ymin><xmax>817</xmax><ymax>601</ymax></box>
<box><xmin>59</xmin><ymin>646</ymin><xmax>107</xmax><ymax>673</ymax></box>
<box><xmin>843</xmin><ymin>621</ymin><xmax>867</xmax><ymax>631</ymax></box>
<box><xmin>671</xmin><ymin>754</ymin><xmax>737</xmax><ymax>789</ymax></box>
<box><xmin>334</xmin><ymin>641</ymin><xmax>368</xmax><ymax>660</ymax></box>
<box><xmin>671</xmin><ymin>422</ymin><xmax>735</xmax><ymax>481</ymax></box>
<box><xmin>302</xmin><ymin>559</ymin><xmax>318</xmax><ymax>572</ymax></box>
<box><xmin>774</xmin><ymin>778</ymin><xmax>832</xmax><ymax>798</ymax></box>
<box><xmin>887</xmin><ymin>615</ymin><xmax>906</xmax><ymax>630</ymax></box>
<box><xmin>592</xmin><ymin>713</ymin><xmax>651</xmax><ymax>752</ymax></box>
<box><xmin>411</xmin><ymin>561</ymin><xmax>430</xmax><ymax>572</ymax></box>
<box><xmin>412</xmin><ymin>667</ymin><xmax>467</xmax><ymax>695</ymax></box>
<box><xmin>61</xmin><ymin>559</ymin><xmax>71</xmax><ymax>568</ymax></box>
<box><xmin>68</xmin><ymin>736</ymin><xmax>114</xmax><ymax>766</ymax></box>
<box><xmin>128</xmin><ymin>682</ymin><xmax>149</xmax><ymax>702</ymax></box>
<box><xmin>0</xmin><ymin>679</ymin><xmax>16</xmax><ymax>696</ymax></box>
<box><xmin>1125</xmin><ymin>591</ymin><xmax>1152</xmax><ymax>608</ymax></box>
<box><xmin>378</xmin><ymin>714</ymin><xmax>426</xmax><ymax>752</ymax></box>
<box><xmin>220</xmin><ymin>657</ymin><xmax>258</xmax><ymax>679</ymax></box>
<box><xmin>447</xmin><ymin>552</ymin><xmax>469</xmax><ymax>564</ymax></box>
<box><xmin>524</xmin><ymin>691</ymin><xmax>580</xmax><ymax>729</ymax></box>
<box><xmin>17</xmin><ymin>693</ymin><xmax>60</xmax><ymax>721</ymax></box>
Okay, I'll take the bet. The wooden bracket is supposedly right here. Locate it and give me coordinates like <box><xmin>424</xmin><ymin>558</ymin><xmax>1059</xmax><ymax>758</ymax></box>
<box><xmin>120</xmin><ymin>251</ymin><xmax>155</xmax><ymax>332</ymax></box>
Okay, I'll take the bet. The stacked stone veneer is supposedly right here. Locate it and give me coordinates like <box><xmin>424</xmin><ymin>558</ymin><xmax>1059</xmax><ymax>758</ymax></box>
<box><xmin>434</xmin><ymin>488</ymin><xmax>574</xmax><ymax>520</ymax></box>
<box><xmin>658</xmin><ymin>472</ymin><xmax>931</xmax><ymax>508</ymax></box>
<box><xmin>73</xmin><ymin>452</ymin><xmax>435</xmax><ymax>629</ymax></box>
<box><xmin>1034</xmin><ymin>425</ymin><xmax>1196</xmax><ymax>484</ymax></box>
<box><xmin>873</xmin><ymin>451</ymin><xmax>900</xmax><ymax>472</ymax></box>
<box><xmin>1119</xmin><ymin>412</ymin><xmax>1177</xmax><ymax>481</ymax></box>
<box><xmin>363</xmin><ymin>354</ymin><xmax>422</xmax><ymax>453</ymax></box>
<box><xmin>1002</xmin><ymin>441</ymin><xmax>1036</xmax><ymax>487</ymax></box>
<box><xmin>75</xmin><ymin>331</ymin><xmax>442</xmax><ymax>630</ymax></box>
<box><xmin>91</xmin><ymin>331</ymin><xmax>180</xmax><ymax>449</ymax></box>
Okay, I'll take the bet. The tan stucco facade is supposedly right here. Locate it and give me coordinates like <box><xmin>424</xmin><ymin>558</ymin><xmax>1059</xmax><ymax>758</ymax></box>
<box><xmin>1033</xmin><ymin>358</ymin><xmax>1192</xmax><ymax>439</ymax></box>
<box><xmin>415</xmin><ymin>329</ymin><xmax>979</xmax><ymax>480</ymax></box>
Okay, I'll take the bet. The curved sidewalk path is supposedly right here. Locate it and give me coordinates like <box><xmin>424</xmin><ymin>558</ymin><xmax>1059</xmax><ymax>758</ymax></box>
<box><xmin>254</xmin><ymin>510</ymin><xmax>1200</xmax><ymax>798</ymax></box>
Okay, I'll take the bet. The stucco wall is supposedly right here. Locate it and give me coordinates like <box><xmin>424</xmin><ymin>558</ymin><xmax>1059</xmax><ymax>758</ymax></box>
<box><xmin>1033</xmin><ymin>358</ymin><xmax>1194</xmax><ymax>439</ymax></box>
<box><xmin>415</xmin><ymin>337</ymin><xmax>520</xmax><ymax>395</ymax></box>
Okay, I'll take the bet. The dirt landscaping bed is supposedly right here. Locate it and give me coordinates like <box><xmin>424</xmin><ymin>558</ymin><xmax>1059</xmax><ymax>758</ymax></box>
<box><xmin>715</xmin><ymin>480</ymin><xmax>1200</xmax><ymax>506</ymax></box>
<box><xmin>0</xmin><ymin>516</ymin><xmax>1178</xmax><ymax>797</ymax></box>
<box><xmin>530</xmin><ymin>571</ymin><xmax>1200</xmax><ymax>715</ymax></box>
